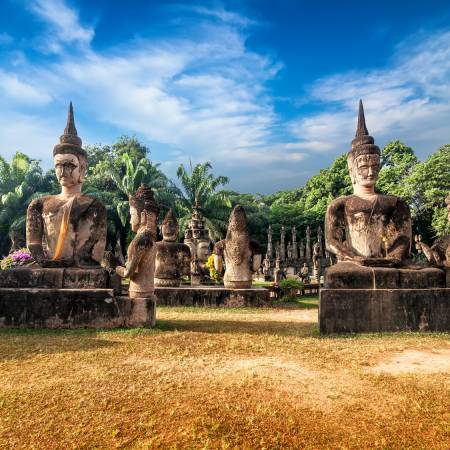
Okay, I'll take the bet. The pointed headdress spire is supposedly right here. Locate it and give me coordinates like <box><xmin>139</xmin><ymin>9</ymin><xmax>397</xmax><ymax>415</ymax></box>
<box><xmin>349</xmin><ymin>99</ymin><xmax>380</xmax><ymax>160</ymax></box>
<box><xmin>53</xmin><ymin>101</ymin><xmax>86</xmax><ymax>159</ymax></box>
<box><xmin>355</xmin><ymin>99</ymin><xmax>368</xmax><ymax>137</ymax></box>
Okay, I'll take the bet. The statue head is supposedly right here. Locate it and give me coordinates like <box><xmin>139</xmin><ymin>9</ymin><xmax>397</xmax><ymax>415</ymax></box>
<box><xmin>226</xmin><ymin>205</ymin><xmax>248</xmax><ymax>239</ymax></box>
<box><xmin>347</xmin><ymin>100</ymin><xmax>381</xmax><ymax>189</ymax></box>
<box><xmin>161</xmin><ymin>209</ymin><xmax>179</xmax><ymax>242</ymax></box>
<box><xmin>53</xmin><ymin>102</ymin><xmax>88</xmax><ymax>192</ymax></box>
<box><xmin>129</xmin><ymin>184</ymin><xmax>160</xmax><ymax>233</ymax></box>
<box><xmin>196</xmin><ymin>240</ymin><xmax>210</xmax><ymax>262</ymax></box>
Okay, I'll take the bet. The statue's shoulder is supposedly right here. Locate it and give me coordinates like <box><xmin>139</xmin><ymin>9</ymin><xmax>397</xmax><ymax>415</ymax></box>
<box><xmin>327</xmin><ymin>195</ymin><xmax>351</xmax><ymax>209</ymax></box>
<box><xmin>80</xmin><ymin>195</ymin><xmax>106</xmax><ymax>211</ymax></box>
<box><xmin>27</xmin><ymin>195</ymin><xmax>54</xmax><ymax>212</ymax></box>
<box><xmin>377</xmin><ymin>193</ymin><xmax>410</xmax><ymax>210</ymax></box>
<box><xmin>214</xmin><ymin>240</ymin><xmax>226</xmax><ymax>254</ymax></box>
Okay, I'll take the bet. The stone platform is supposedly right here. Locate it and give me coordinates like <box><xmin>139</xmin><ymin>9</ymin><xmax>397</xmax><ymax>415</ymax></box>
<box><xmin>320</xmin><ymin>262</ymin><xmax>450</xmax><ymax>333</ymax></box>
<box><xmin>155</xmin><ymin>286</ymin><xmax>270</xmax><ymax>307</ymax></box>
<box><xmin>0</xmin><ymin>288</ymin><xmax>155</xmax><ymax>328</ymax></box>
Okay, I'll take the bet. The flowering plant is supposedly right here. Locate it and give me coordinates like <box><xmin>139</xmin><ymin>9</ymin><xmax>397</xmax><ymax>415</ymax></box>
<box><xmin>0</xmin><ymin>248</ymin><xmax>34</xmax><ymax>270</ymax></box>
<box><xmin>205</xmin><ymin>253</ymin><xmax>221</xmax><ymax>282</ymax></box>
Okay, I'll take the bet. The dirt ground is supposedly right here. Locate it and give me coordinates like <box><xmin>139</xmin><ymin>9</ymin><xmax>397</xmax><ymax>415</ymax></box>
<box><xmin>0</xmin><ymin>306</ymin><xmax>449</xmax><ymax>449</ymax></box>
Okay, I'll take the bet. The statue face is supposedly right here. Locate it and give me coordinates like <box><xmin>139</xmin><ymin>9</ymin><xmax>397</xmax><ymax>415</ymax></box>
<box><xmin>351</xmin><ymin>154</ymin><xmax>380</xmax><ymax>187</ymax></box>
<box><xmin>54</xmin><ymin>153</ymin><xmax>84</xmax><ymax>188</ymax></box>
<box><xmin>197</xmin><ymin>240</ymin><xmax>210</xmax><ymax>262</ymax></box>
<box><xmin>130</xmin><ymin>206</ymin><xmax>140</xmax><ymax>233</ymax></box>
<box><xmin>162</xmin><ymin>222</ymin><xmax>178</xmax><ymax>242</ymax></box>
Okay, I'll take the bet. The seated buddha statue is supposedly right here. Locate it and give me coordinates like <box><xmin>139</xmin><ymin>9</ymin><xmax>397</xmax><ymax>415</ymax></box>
<box><xmin>325</xmin><ymin>100</ymin><xmax>411</xmax><ymax>267</ymax></box>
<box><xmin>26</xmin><ymin>103</ymin><xmax>107</xmax><ymax>268</ymax></box>
<box><xmin>154</xmin><ymin>209</ymin><xmax>191</xmax><ymax>287</ymax></box>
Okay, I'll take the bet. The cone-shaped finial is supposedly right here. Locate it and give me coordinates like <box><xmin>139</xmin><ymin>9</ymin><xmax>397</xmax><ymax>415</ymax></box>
<box><xmin>355</xmin><ymin>99</ymin><xmax>368</xmax><ymax>137</ymax></box>
<box><xmin>348</xmin><ymin>99</ymin><xmax>379</xmax><ymax>158</ymax></box>
<box><xmin>227</xmin><ymin>204</ymin><xmax>248</xmax><ymax>237</ymax></box>
<box><xmin>64</xmin><ymin>101</ymin><xmax>78</xmax><ymax>137</ymax></box>
<box><xmin>162</xmin><ymin>208</ymin><xmax>178</xmax><ymax>226</ymax></box>
<box><xmin>53</xmin><ymin>101</ymin><xmax>86</xmax><ymax>157</ymax></box>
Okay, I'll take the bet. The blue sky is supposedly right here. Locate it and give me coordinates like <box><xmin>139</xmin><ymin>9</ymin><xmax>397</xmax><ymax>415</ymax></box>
<box><xmin>1</xmin><ymin>0</ymin><xmax>450</xmax><ymax>193</ymax></box>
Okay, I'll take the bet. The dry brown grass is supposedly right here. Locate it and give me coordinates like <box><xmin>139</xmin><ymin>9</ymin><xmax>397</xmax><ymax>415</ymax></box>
<box><xmin>0</xmin><ymin>306</ymin><xmax>449</xmax><ymax>449</ymax></box>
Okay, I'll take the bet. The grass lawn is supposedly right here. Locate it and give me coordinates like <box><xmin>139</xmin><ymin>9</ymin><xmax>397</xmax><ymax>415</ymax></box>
<box><xmin>0</xmin><ymin>301</ymin><xmax>449</xmax><ymax>449</ymax></box>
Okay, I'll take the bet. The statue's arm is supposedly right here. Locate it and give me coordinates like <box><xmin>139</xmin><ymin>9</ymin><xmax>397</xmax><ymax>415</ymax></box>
<box><xmin>387</xmin><ymin>199</ymin><xmax>412</xmax><ymax>261</ymax></box>
<box><xmin>213</xmin><ymin>240</ymin><xmax>225</xmax><ymax>272</ymax></box>
<box><xmin>181</xmin><ymin>244</ymin><xmax>191</xmax><ymax>276</ymax></box>
<box><xmin>78</xmin><ymin>200</ymin><xmax>107</xmax><ymax>264</ymax></box>
<box><xmin>325</xmin><ymin>199</ymin><xmax>358</xmax><ymax>261</ymax></box>
<box><xmin>26</xmin><ymin>199</ymin><xmax>45</xmax><ymax>261</ymax></box>
<box><xmin>116</xmin><ymin>232</ymin><xmax>152</xmax><ymax>278</ymax></box>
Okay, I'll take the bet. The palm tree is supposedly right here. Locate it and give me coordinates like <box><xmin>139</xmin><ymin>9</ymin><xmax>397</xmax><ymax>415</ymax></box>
<box><xmin>0</xmin><ymin>152</ymin><xmax>55</xmax><ymax>255</ymax></box>
<box><xmin>176</xmin><ymin>162</ymin><xmax>232</xmax><ymax>241</ymax></box>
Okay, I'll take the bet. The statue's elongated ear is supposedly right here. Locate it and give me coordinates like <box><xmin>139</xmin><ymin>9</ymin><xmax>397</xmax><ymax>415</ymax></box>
<box><xmin>140</xmin><ymin>211</ymin><xmax>147</xmax><ymax>226</ymax></box>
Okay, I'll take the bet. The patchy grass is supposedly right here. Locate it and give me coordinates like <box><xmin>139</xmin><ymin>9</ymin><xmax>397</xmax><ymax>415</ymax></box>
<box><xmin>0</xmin><ymin>307</ymin><xmax>449</xmax><ymax>449</ymax></box>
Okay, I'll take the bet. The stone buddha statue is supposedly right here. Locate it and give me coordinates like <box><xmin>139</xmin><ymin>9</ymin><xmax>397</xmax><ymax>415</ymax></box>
<box><xmin>26</xmin><ymin>102</ymin><xmax>107</xmax><ymax>268</ymax></box>
<box><xmin>116</xmin><ymin>185</ymin><xmax>159</xmax><ymax>298</ymax></box>
<box><xmin>325</xmin><ymin>100</ymin><xmax>411</xmax><ymax>267</ymax></box>
<box><xmin>155</xmin><ymin>209</ymin><xmax>191</xmax><ymax>287</ymax></box>
<box><xmin>213</xmin><ymin>205</ymin><xmax>262</xmax><ymax>289</ymax></box>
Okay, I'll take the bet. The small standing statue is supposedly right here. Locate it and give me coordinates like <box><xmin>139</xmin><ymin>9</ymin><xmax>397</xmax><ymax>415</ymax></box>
<box><xmin>287</xmin><ymin>241</ymin><xmax>293</xmax><ymax>259</ymax></box>
<box><xmin>155</xmin><ymin>209</ymin><xmax>191</xmax><ymax>287</ymax></box>
<box><xmin>262</xmin><ymin>256</ymin><xmax>272</xmax><ymax>279</ymax></box>
<box><xmin>416</xmin><ymin>194</ymin><xmax>450</xmax><ymax>267</ymax></box>
<box><xmin>300</xmin><ymin>262</ymin><xmax>309</xmax><ymax>283</ymax></box>
<box><xmin>274</xmin><ymin>257</ymin><xmax>282</xmax><ymax>286</ymax></box>
<box><xmin>305</xmin><ymin>226</ymin><xmax>311</xmax><ymax>260</ymax></box>
<box><xmin>213</xmin><ymin>205</ymin><xmax>262</xmax><ymax>289</ymax></box>
<box><xmin>312</xmin><ymin>242</ymin><xmax>322</xmax><ymax>282</ymax></box>
<box><xmin>116</xmin><ymin>185</ymin><xmax>159</xmax><ymax>300</ymax></box>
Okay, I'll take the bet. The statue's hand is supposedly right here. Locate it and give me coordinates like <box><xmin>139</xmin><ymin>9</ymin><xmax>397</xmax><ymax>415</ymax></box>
<box><xmin>116</xmin><ymin>266</ymin><xmax>127</xmax><ymax>278</ymax></box>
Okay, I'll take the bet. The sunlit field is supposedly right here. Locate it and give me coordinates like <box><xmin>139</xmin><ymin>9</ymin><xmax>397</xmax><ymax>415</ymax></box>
<box><xmin>0</xmin><ymin>301</ymin><xmax>449</xmax><ymax>449</ymax></box>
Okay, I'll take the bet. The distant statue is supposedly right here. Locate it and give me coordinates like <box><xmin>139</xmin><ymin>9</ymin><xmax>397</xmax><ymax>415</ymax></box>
<box><xmin>287</xmin><ymin>241</ymin><xmax>293</xmax><ymax>259</ymax></box>
<box><xmin>155</xmin><ymin>209</ymin><xmax>191</xmax><ymax>287</ymax></box>
<box><xmin>262</xmin><ymin>256</ymin><xmax>271</xmax><ymax>278</ymax></box>
<box><xmin>312</xmin><ymin>242</ymin><xmax>322</xmax><ymax>281</ymax></box>
<box><xmin>26</xmin><ymin>103</ymin><xmax>106</xmax><ymax>268</ymax></box>
<box><xmin>305</xmin><ymin>226</ymin><xmax>311</xmax><ymax>260</ymax></box>
<box><xmin>300</xmin><ymin>263</ymin><xmax>310</xmax><ymax>283</ymax></box>
<box><xmin>115</xmin><ymin>185</ymin><xmax>159</xmax><ymax>298</ymax></box>
<box><xmin>213</xmin><ymin>205</ymin><xmax>262</xmax><ymax>289</ymax></box>
<box><xmin>325</xmin><ymin>100</ymin><xmax>411</xmax><ymax>267</ymax></box>
<box><xmin>416</xmin><ymin>194</ymin><xmax>450</xmax><ymax>267</ymax></box>
<box><xmin>274</xmin><ymin>257</ymin><xmax>283</xmax><ymax>286</ymax></box>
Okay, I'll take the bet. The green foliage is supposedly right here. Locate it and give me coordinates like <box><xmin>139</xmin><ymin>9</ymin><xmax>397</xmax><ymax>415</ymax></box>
<box><xmin>0</xmin><ymin>153</ymin><xmax>56</xmax><ymax>256</ymax></box>
<box><xmin>279</xmin><ymin>279</ymin><xmax>304</xmax><ymax>290</ymax></box>
<box><xmin>176</xmin><ymin>162</ymin><xmax>232</xmax><ymax>241</ymax></box>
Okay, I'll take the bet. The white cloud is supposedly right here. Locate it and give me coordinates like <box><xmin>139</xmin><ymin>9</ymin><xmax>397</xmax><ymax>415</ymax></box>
<box><xmin>29</xmin><ymin>0</ymin><xmax>94</xmax><ymax>51</ymax></box>
<box><xmin>289</xmin><ymin>30</ymin><xmax>450</xmax><ymax>158</ymax></box>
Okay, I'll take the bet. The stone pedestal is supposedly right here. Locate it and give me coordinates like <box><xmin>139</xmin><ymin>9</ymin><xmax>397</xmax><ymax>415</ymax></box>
<box><xmin>319</xmin><ymin>262</ymin><xmax>450</xmax><ymax>333</ymax></box>
<box><xmin>0</xmin><ymin>289</ymin><xmax>153</xmax><ymax>328</ymax></box>
<box><xmin>0</xmin><ymin>267</ymin><xmax>121</xmax><ymax>293</ymax></box>
<box><xmin>0</xmin><ymin>267</ymin><xmax>155</xmax><ymax>328</ymax></box>
<box><xmin>156</xmin><ymin>286</ymin><xmax>269</xmax><ymax>307</ymax></box>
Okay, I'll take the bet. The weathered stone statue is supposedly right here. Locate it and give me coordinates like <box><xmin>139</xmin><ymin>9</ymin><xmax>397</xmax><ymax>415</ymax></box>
<box><xmin>262</xmin><ymin>256</ymin><xmax>271</xmax><ymax>278</ymax></box>
<box><xmin>325</xmin><ymin>100</ymin><xmax>411</xmax><ymax>267</ymax></box>
<box><xmin>300</xmin><ymin>262</ymin><xmax>309</xmax><ymax>282</ymax></box>
<box><xmin>116</xmin><ymin>185</ymin><xmax>159</xmax><ymax>299</ymax></box>
<box><xmin>317</xmin><ymin>225</ymin><xmax>324</xmax><ymax>256</ymax></box>
<box><xmin>26</xmin><ymin>103</ymin><xmax>106</xmax><ymax>267</ymax></box>
<box><xmin>213</xmin><ymin>205</ymin><xmax>262</xmax><ymax>289</ymax></box>
<box><xmin>280</xmin><ymin>225</ymin><xmax>286</xmax><ymax>261</ymax></box>
<box><xmin>184</xmin><ymin>202</ymin><xmax>211</xmax><ymax>281</ymax></box>
<box><xmin>155</xmin><ymin>209</ymin><xmax>191</xmax><ymax>287</ymax></box>
<box><xmin>299</xmin><ymin>239</ymin><xmax>304</xmax><ymax>258</ymax></box>
<box><xmin>415</xmin><ymin>194</ymin><xmax>450</xmax><ymax>267</ymax></box>
<box><xmin>312</xmin><ymin>242</ymin><xmax>321</xmax><ymax>281</ymax></box>
<box><xmin>287</xmin><ymin>241</ymin><xmax>293</xmax><ymax>259</ymax></box>
<box><xmin>273</xmin><ymin>257</ymin><xmax>282</xmax><ymax>286</ymax></box>
<box><xmin>291</xmin><ymin>226</ymin><xmax>298</xmax><ymax>260</ymax></box>
<box><xmin>266</xmin><ymin>224</ymin><xmax>273</xmax><ymax>258</ymax></box>
<box><xmin>305</xmin><ymin>226</ymin><xmax>311</xmax><ymax>260</ymax></box>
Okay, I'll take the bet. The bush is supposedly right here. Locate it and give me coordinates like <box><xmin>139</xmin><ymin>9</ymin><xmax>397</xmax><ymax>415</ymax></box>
<box><xmin>279</xmin><ymin>279</ymin><xmax>304</xmax><ymax>290</ymax></box>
